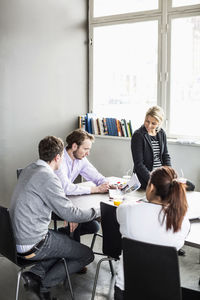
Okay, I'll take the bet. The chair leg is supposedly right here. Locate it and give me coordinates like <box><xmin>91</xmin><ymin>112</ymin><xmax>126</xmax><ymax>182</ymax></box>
<box><xmin>90</xmin><ymin>233</ymin><xmax>97</xmax><ymax>250</ymax></box>
<box><xmin>90</xmin><ymin>233</ymin><xmax>103</xmax><ymax>250</ymax></box>
<box><xmin>62</xmin><ymin>258</ymin><xmax>74</xmax><ymax>300</ymax></box>
<box><xmin>108</xmin><ymin>260</ymin><xmax>115</xmax><ymax>277</ymax></box>
<box><xmin>16</xmin><ymin>269</ymin><xmax>22</xmax><ymax>300</ymax></box>
<box><xmin>91</xmin><ymin>257</ymin><xmax>114</xmax><ymax>300</ymax></box>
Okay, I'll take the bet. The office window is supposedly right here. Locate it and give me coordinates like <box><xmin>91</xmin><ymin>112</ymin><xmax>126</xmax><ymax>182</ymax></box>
<box><xmin>89</xmin><ymin>1</ymin><xmax>200</xmax><ymax>139</ymax></box>
<box><xmin>93</xmin><ymin>21</ymin><xmax>158</xmax><ymax>129</ymax></box>
<box><xmin>169</xmin><ymin>16</ymin><xmax>200</xmax><ymax>137</ymax></box>
<box><xmin>93</xmin><ymin>0</ymin><xmax>158</xmax><ymax>17</ymax></box>
<box><xmin>172</xmin><ymin>0</ymin><xmax>200</xmax><ymax>7</ymax></box>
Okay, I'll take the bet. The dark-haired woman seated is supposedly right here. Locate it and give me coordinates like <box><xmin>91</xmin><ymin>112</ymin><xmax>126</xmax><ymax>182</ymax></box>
<box><xmin>114</xmin><ymin>166</ymin><xmax>190</xmax><ymax>300</ymax></box>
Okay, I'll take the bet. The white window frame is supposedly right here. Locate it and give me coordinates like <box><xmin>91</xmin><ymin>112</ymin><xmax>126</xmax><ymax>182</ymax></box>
<box><xmin>88</xmin><ymin>0</ymin><xmax>200</xmax><ymax>139</ymax></box>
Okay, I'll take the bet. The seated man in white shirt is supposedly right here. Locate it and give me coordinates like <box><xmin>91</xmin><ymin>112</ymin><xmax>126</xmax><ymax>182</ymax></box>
<box><xmin>55</xmin><ymin>128</ymin><xmax>109</xmax><ymax>195</ymax></box>
<box><xmin>55</xmin><ymin>129</ymin><xmax>110</xmax><ymax>271</ymax></box>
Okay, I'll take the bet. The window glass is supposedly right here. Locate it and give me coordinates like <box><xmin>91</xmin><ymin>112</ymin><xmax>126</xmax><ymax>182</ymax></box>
<box><xmin>93</xmin><ymin>0</ymin><xmax>158</xmax><ymax>17</ymax></box>
<box><xmin>169</xmin><ymin>16</ymin><xmax>200</xmax><ymax>137</ymax></box>
<box><xmin>172</xmin><ymin>0</ymin><xmax>200</xmax><ymax>7</ymax></box>
<box><xmin>93</xmin><ymin>21</ymin><xmax>158</xmax><ymax>129</ymax></box>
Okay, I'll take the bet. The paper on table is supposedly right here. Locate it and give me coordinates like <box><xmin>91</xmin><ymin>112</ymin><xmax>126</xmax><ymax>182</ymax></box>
<box><xmin>109</xmin><ymin>188</ymin><xmax>124</xmax><ymax>199</ymax></box>
<box><xmin>121</xmin><ymin>172</ymin><xmax>141</xmax><ymax>193</ymax></box>
<box><xmin>109</xmin><ymin>173</ymin><xmax>141</xmax><ymax>198</ymax></box>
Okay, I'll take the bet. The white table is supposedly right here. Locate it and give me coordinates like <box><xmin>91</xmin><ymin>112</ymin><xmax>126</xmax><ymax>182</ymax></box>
<box><xmin>69</xmin><ymin>177</ymin><xmax>145</xmax><ymax>210</ymax></box>
<box><xmin>185</xmin><ymin>191</ymin><xmax>200</xmax><ymax>249</ymax></box>
<box><xmin>69</xmin><ymin>179</ymin><xmax>200</xmax><ymax>249</ymax></box>
<box><xmin>185</xmin><ymin>221</ymin><xmax>200</xmax><ymax>249</ymax></box>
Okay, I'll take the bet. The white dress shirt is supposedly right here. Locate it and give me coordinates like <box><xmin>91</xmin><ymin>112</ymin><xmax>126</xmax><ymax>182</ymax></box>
<box><xmin>55</xmin><ymin>148</ymin><xmax>106</xmax><ymax>195</ymax></box>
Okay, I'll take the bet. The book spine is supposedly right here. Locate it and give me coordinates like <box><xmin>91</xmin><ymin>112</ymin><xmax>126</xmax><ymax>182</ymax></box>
<box><xmin>86</xmin><ymin>113</ymin><xmax>92</xmax><ymax>133</ymax></box>
<box><xmin>102</xmin><ymin>118</ymin><xmax>108</xmax><ymax>135</ymax></box>
<box><xmin>116</xmin><ymin>119</ymin><xmax>122</xmax><ymax>137</ymax></box>
<box><xmin>94</xmin><ymin>118</ymin><xmax>99</xmax><ymax>135</ymax></box>
<box><xmin>119</xmin><ymin>120</ymin><xmax>124</xmax><ymax>137</ymax></box>
<box><xmin>128</xmin><ymin>120</ymin><xmax>133</xmax><ymax>136</ymax></box>
<box><xmin>106</xmin><ymin>118</ymin><xmax>112</xmax><ymax>135</ymax></box>
<box><xmin>120</xmin><ymin>119</ymin><xmax>126</xmax><ymax>137</ymax></box>
<box><xmin>112</xmin><ymin>118</ymin><xmax>118</xmax><ymax>136</ymax></box>
<box><xmin>127</xmin><ymin>121</ymin><xmax>131</xmax><ymax>137</ymax></box>
<box><xmin>78</xmin><ymin>116</ymin><xmax>81</xmax><ymax>128</ymax></box>
<box><xmin>96</xmin><ymin>118</ymin><xmax>101</xmax><ymax>135</ymax></box>
<box><xmin>91</xmin><ymin>118</ymin><xmax>95</xmax><ymax>134</ymax></box>
<box><xmin>123</xmin><ymin>119</ymin><xmax>128</xmax><ymax>137</ymax></box>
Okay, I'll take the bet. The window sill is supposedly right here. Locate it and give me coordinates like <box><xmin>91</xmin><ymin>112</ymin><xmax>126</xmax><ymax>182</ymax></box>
<box><xmin>94</xmin><ymin>135</ymin><xmax>200</xmax><ymax>147</ymax></box>
<box><xmin>94</xmin><ymin>134</ymin><xmax>131</xmax><ymax>141</ymax></box>
<box><xmin>167</xmin><ymin>138</ymin><xmax>200</xmax><ymax>148</ymax></box>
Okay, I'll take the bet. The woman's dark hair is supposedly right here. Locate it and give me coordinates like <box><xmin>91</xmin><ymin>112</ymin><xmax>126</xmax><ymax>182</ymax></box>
<box><xmin>149</xmin><ymin>166</ymin><xmax>188</xmax><ymax>232</ymax></box>
<box><xmin>66</xmin><ymin>129</ymin><xmax>94</xmax><ymax>150</ymax></box>
<box><xmin>38</xmin><ymin>136</ymin><xmax>64</xmax><ymax>162</ymax></box>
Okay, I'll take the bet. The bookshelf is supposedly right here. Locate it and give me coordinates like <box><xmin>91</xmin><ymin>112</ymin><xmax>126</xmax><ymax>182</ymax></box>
<box><xmin>78</xmin><ymin>113</ymin><xmax>133</xmax><ymax>138</ymax></box>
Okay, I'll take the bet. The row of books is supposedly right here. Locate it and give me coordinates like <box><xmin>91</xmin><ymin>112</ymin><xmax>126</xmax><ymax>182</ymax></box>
<box><xmin>78</xmin><ymin>113</ymin><xmax>133</xmax><ymax>137</ymax></box>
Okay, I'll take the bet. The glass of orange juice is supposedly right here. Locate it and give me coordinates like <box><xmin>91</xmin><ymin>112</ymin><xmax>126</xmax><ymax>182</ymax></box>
<box><xmin>113</xmin><ymin>196</ymin><xmax>123</xmax><ymax>206</ymax></box>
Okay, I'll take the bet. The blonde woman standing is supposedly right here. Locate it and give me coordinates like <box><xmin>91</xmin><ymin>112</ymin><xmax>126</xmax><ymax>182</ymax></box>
<box><xmin>131</xmin><ymin>105</ymin><xmax>171</xmax><ymax>190</ymax></box>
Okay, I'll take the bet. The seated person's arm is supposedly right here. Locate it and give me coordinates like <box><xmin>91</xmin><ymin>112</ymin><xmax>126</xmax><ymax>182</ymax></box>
<box><xmin>55</xmin><ymin>167</ymin><xmax>91</xmax><ymax>196</ymax></box>
<box><xmin>91</xmin><ymin>182</ymin><xmax>110</xmax><ymax>194</ymax></box>
<box><xmin>44</xmin><ymin>174</ymin><xmax>100</xmax><ymax>222</ymax></box>
<box><xmin>80</xmin><ymin>158</ymin><xmax>109</xmax><ymax>193</ymax></box>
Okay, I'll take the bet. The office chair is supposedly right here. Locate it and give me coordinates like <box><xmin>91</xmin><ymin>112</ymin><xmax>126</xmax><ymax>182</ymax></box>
<box><xmin>16</xmin><ymin>168</ymin><xmax>23</xmax><ymax>179</ymax></box>
<box><xmin>122</xmin><ymin>237</ymin><xmax>200</xmax><ymax>300</ymax></box>
<box><xmin>90</xmin><ymin>232</ymin><xmax>103</xmax><ymax>253</ymax></box>
<box><xmin>0</xmin><ymin>205</ymin><xmax>39</xmax><ymax>300</ymax></box>
<box><xmin>91</xmin><ymin>201</ymin><xmax>122</xmax><ymax>300</ymax></box>
<box><xmin>0</xmin><ymin>205</ymin><xmax>75</xmax><ymax>300</ymax></box>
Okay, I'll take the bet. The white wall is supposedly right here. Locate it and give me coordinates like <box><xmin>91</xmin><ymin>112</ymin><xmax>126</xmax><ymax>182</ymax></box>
<box><xmin>0</xmin><ymin>0</ymin><xmax>88</xmax><ymax>205</ymax></box>
<box><xmin>89</xmin><ymin>136</ymin><xmax>200</xmax><ymax>191</ymax></box>
<box><xmin>1</xmin><ymin>0</ymin><xmax>199</xmax><ymax>207</ymax></box>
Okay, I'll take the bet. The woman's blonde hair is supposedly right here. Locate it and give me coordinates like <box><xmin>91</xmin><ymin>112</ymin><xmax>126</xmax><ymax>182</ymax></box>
<box><xmin>145</xmin><ymin>105</ymin><xmax>164</xmax><ymax>131</ymax></box>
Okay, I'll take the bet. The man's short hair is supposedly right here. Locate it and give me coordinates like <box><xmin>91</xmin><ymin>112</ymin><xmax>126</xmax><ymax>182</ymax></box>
<box><xmin>39</xmin><ymin>136</ymin><xmax>64</xmax><ymax>162</ymax></box>
<box><xmin>66</xmin><ymin>129</ymin><xmax>94</xmax><ymax>149</ymax></box>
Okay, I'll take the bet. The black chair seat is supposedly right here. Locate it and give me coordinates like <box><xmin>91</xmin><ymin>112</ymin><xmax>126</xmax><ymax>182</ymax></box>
<box><xmin>122</xmin><ymin>237</ymin><xmax>200</xmax><ymax>300</ymax></box>
<box><xmin>0</xmin><ymin>205</ymin><xmax>75</xmax><ymax>300</ymax></box>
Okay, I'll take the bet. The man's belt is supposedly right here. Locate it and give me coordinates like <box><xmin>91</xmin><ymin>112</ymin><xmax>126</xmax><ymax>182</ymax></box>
<box><xmin>17</xmin><ymin>232</ymin><xmax>49</xmax><ymax>258</ymax></box>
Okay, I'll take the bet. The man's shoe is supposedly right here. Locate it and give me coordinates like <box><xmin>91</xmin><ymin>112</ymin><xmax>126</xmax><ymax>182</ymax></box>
<box><xmin>178</xmin><ymin>249</ymin><xmax>186</xmax><ymax>256</ymax></box>
<box><xmin>22</xmin><ymin>271</ymin><xmax>41</xmax><ymax>292</ymax></box>
<box><xmin>38</xmin><ymin>291</ymin><xmax>58</xmax><ymax>300</ymax></box>
<box><xmin>76</xmin><ymin>266</ymin><xmax>87</xmax><ymax>274</ymax></box>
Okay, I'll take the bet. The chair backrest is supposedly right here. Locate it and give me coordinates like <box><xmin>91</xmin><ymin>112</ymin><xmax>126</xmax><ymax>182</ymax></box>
<box><xmin>16</xmin><ymin>168</ymin><xmax>23</xmax><ymax>179</ymax></box>
<box><xmin>122</xmin><ymin>237</ymin><xmax>182</xmax><ymax>300</ymax></box>
<box><xmin>0</xmin><ymin>206</ymin><xmax>18</xmax><ymax>264</ymax></box>
<box><xmin>100</xmin><ymin>201</ymin><xmax>122</xmax><ymax>259</ymax></box>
